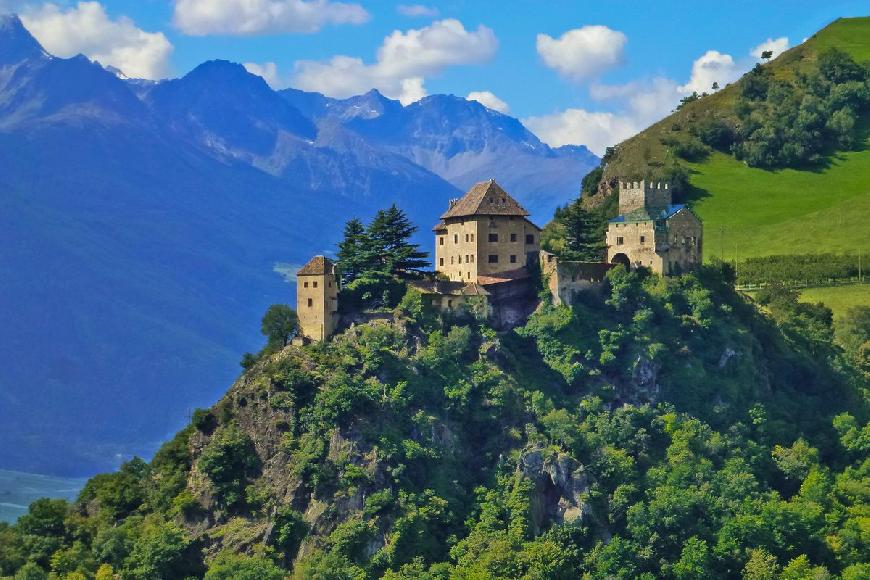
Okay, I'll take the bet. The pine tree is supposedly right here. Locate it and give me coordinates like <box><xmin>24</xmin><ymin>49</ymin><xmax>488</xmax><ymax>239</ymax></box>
<box><xmin>560</xmin><ymin>200</ymin><xmax>604</xmax><ymax>261</ymax></box>
<box><xmin>366</xmin><ymin>205</ymin><xmax>429</xmax><ymax>278</ymax></box>
<box><xmin>336</xmin><ymin>218</ymin><xmax>372</xmax><ymax>285</ymax></box>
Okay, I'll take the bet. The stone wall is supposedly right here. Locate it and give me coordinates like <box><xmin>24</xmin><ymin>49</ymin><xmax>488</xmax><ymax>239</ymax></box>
<box><xmin>618</xmin><ymin>180</ymin><xmax>672</xmax><ymax>214</ymax></box>
<box><xmin>540</xmin><ymin>251</ymin><xmax>612</xmax><ymax>306</ymax></box>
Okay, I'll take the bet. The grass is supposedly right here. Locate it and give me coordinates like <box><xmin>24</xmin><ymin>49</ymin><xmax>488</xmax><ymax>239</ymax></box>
<box><xmin>688</xmin><ymin>149</ymin><xmax>870</xmax><ymax>260</ymax></box>
<box><xmin>799</xmin><ymin>284</ymin><xmax>870</xmax><ymax>320</ymax></box>
<box><xmin>597</xmin><ymin>16</ymin><xmax>870</xmax><ymax>264</ymax></box>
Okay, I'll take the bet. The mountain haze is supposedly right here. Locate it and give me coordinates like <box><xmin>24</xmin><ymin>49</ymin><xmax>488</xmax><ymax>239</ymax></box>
<box><xmin>0</xmin><ymin>14</ymin><xmax>597</xmax><ymax>476</ymax></box>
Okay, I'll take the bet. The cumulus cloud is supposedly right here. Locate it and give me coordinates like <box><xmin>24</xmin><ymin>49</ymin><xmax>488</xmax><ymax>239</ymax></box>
<box><xmin>679</xmin><ymin>50</ymin><xmax>741</xmax><ymax>94</ymax></box>
<box><xmin>536</xmin><ymin>25</ymin><xmax>627</xmax><ymax>82</ymax></box>
<box><xmin>466</xmin><ymin>90</ymin><xmax>509</xmax><ymax>113</ymax></box>
<box><xmin>21</xmin><ymin>2</ymin><xmax>172</xmax><ymax>79</ymax></box>
<box><xmin>173</xmin><ymin>0</ymin><xmax>369</xmax><ymax>36</ymax></box>
<box><xmin>397</xmin><ymin>4</ymin><xmax>439</xmax><ymax>18</ymax></box>
<box><xmin>524</xmin><ymin>108</ymin><xmax>639</xmax><ymax>156</ymax></box>
<box><xmin>292</xmin><ymin>19</ymin><xmax>498</xmax><ymax>104</ymax></box>
<box><xmin>244</xmin><ymin>61</ymin><xmax>285</xmax><ymax>88</ymax></box>
<box><xmin>751</xmin><ymin>36</ymin><xmax>789</xmax><ymax>59</ymax></box>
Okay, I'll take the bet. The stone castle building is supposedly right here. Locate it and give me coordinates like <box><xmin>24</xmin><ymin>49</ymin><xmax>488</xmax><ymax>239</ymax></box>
<box><xmin>606</xmin><ymin>180</ymin><xmax>702</xmax><ymax>275</ymax></box>
<box><xmin>294</xmin><ymin>178</ymin><xmax>703</xmax><ymax>342</ymax></box>
<box><xmin>296</xmin><ymin>256</ymin><xmax>339</xmax><ymax>342</ymax></box>
<box><xmin>433</xmin><ymin>180</ymin><xmax>541</xmax><ymax>282</ymax></box>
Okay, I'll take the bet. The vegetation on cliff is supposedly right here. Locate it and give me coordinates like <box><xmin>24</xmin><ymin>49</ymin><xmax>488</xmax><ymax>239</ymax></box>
<box><xmin>1</xmin><ymin>264</ymin><xmax>867</xmax><ymax>579</ymax></box>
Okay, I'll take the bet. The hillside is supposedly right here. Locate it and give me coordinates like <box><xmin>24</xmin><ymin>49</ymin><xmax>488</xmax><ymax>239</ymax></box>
<box><xmin>0</xmin><ymin>266</ymin><xmax>867</xmax><ymax>578</ymax></box>
<box><xmin>586</xmin><ymin>17</ymin><xmax>870</xmax><ymax>262</ymax></box>
<box><xmin>0</xmin><ymin>14</ymin><xmax>596</xmax><ymax>476</ymax></box>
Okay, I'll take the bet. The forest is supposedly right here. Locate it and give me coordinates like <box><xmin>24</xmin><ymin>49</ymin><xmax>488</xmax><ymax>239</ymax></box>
<box><xmin>1</xmin><ymin>258</ymin><xmax>867</xmax><ymax>579</ymax></box>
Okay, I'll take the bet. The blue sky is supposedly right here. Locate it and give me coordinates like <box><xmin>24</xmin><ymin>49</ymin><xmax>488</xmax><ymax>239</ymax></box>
<box><xmin>7</xmin><ymin>0</ymin><xmax>870</xmax><ymax>153</ymax></box>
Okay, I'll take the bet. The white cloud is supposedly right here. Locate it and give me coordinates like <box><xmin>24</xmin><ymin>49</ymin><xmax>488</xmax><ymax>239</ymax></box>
<box><xmin>397</xmin><ymin>4</ymin><xmax>439</xmax><ymax>18</ymax></box>
<box><xmin>244</xmin><ymin>61</ymin><xmax>285</xmax><ymax>88</ymax></box>
<box><xmin>466</xmin><ymin>90</ymin><xmax>509</xmax><ymax>113</ymax></box>
<box><xmin>173</xmin><ymin>0</ymin><xmax>369</xmax><ymax>36</ymax></box>
<box><xmin>292</xmin><ymin>19</ymin><xmax>498</xmax><ymax>105</ymax></box>
<box><xmin>679</xmin><ymin>49</ymin><xmax>740</xmax><ymax>94</ymax></box>
<box><xmin>536</xmin><ymin>25</ymin><xmax>627</xmax><ymax>82</ymax></box>
<box><xmin>21</xmin><ymin>2</ymin><xmax>172</xmax><ymax>79</ymax></box>
<box><xmin>524</xmin><ymin>108</ymin><xmax>639</xmax><ymax>156</ymax></box>
<box><xmin>751</xmin><ymin>36</ymin><xmax>789</xmax><ymax>59</ymax></box>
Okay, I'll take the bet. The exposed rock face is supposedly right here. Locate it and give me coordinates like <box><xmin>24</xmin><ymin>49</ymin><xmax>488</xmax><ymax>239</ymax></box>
<box><xmin>518</xmin><ymin>445</ymin><xmax>590</xmax><ymax>534</ymax></box>
<box><xmin>719</xmin><ymin>347</ymin><xmax>739</xmax><ymax>369</ymax></box>
<box><xmin>623</xmin><ymin>355</ymin><xmax>661</xmax><ymax>404</ymax></box>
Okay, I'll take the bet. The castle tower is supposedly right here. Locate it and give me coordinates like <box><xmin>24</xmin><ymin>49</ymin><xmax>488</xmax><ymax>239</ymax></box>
<box><xmin>607</xmin><ymin>180</ymin><xmax>703</xmax><ymax>275</ymax></box>
<box><xmin>296</xmin><ymin>256</ymin><xmax>339</xmax><ymax>342</ymax></box>
<box><xmin>618</xmin><ymin>179</ymin><xmax>672</xmax><ymax>215</ymax></box>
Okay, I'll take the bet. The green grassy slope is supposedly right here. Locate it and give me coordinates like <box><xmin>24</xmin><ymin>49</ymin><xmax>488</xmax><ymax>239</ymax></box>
<box><xmin>800</xmin><ymin>285</ymin><xmax>870</xmax><ymax>319</ymax></box>
<box><xmin>598</xmin><ymin>17</ymin><xmax>870</xmax><ymax>263</ymax></box>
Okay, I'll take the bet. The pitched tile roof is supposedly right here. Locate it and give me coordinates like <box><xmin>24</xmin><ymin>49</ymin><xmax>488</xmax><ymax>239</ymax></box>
<box><xmin>297</xmin><ymin>255</ymin><xmax>334</xmax><ymax>276</ymax></box>
<box><xmin>440</xmin><ymin>179</ymin><xmax>530</xmax><ymax>219</ymax></box>
<box><xmin>477</xmin><ymin>266</ymin><xmax>532</xmax><ymax>285</ymax></box>
<box><xmin>410</xmin><ymin>279</ymin><xmax>490</xmax><ymax>296</ymax></box>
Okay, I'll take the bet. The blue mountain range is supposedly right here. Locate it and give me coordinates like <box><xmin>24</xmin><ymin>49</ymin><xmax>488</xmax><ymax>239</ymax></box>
<box><xmin>0</xmin><ymin>15</ymin><xmax>598</xmax><ymax>476</ymax></box>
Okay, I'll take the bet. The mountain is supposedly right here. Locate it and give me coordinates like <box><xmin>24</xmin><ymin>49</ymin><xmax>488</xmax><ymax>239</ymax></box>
<box><xmin>0</xmin><ymin>15</ymin><xmax>597</xmax><ymax>477</ymax></box>
<box><xmin>0</xmin><ymin>265</ymin><xmax>866</xmax><ymax>577</ymax></box>
<box><xmin>583</xmin><ymin>17</ymin><xmax>870</xmax><ymax>263</ymax></box>
<box><xmin>281</xmin><ymin>89</ymin><xmax>600</xmax><ymax>221</ymax></box>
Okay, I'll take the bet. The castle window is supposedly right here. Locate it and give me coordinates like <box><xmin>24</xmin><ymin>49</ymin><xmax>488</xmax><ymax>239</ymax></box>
<box><xmin>439</xmin><ymin>237</ymin><xmax>444</xmax><ymax>246</ymax></box>
<box><xmin>439</xmin><ymin>257</ymin><xmax>444</xmax><ymax>266</ymax></box>
<box><xmin>328</xmin><ymin>282</ymin><xmax>332</xmax><ymax>287</ymax></box>
<box><xmin>510</xmin><ymin>233</ymin><xmax>517</xmax><ymax>242</ymax></box>
<box><xmin>617</xmin><ymin>236</ymin><xmax>624</xmax><ymax>245</ymax></box>
<box><xmin>526</xmin><ymin>234</ymin><xmax>534</xmax><ymax>244</ymax></box>
<box><xmin>510</xmin><ymin>255</ymin><xmax>517</xmax><ymax>263</ymax></box>
<box><xmin>448</xmin><ymin>299</ymin><xmax>453</xmax><ymax>308</ymax></box>
<box><xmin>468</xmin><ymin>272</ymin><xmax>471</xmax><ymax>279</ymax></box>
<box><xmin>313</xmin><ymin>281</ymin><xmax>318</xmax><ymax>288</ymax></box>
<box><xmin>307</xmin><ymin>298</ymin><xmax>313</xmax><ymax>307</ymax></box>
<box><xmin>470</xmin><ymin>234</ymin><xmax>475</xmax><ymax>242</ymax></box>
<box><xmin>451</xmin><ymin>256</ymin><xmax>454</xmax><ymax>264</ymax></box>
<box><xmin>489</xmin><ymin>233</ymin><xmax>498</xmax><ymax>242</ymax></box>
<box><xmin>465</xmin><ymin>233</ymin><xmax>469</xmax><ymax>242</ymax></box>
<box><xmin>454</xmin><ymin>234</ymin><xmax>458</xmax><ymax>244</ymax></box>
<box><xmin>470</xmin><ymin>255</ymin><xmax>475</xmax><ymax>263</ymax></box>
<box><xmin>640</xmin><ymin>236</ymin><xmax>645</xmax><ymax>244</ymax></box>
<box><xmin>488</xmin><ymin>254</ymin><xmax>499</xmax><ymax>264</ymax></box>
<box><xmin>304</xmin><ymin>281</ymin><xmax>309</xmax><ymax>288</ymax></box>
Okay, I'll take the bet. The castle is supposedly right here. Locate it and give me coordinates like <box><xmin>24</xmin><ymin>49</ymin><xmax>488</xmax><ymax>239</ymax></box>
<box><xmin>607</xmin><ymin>180</ymin><xmax>702</xmax><ymax>275</ymax></box>
<box><xmin>295</xmin><ymin>179</ymin><xmax>703</xmax><ymax>342</ymax></box>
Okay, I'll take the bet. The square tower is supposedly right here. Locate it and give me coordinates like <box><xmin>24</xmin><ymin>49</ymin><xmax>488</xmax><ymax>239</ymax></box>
<box><xmin>296</xmin><ymin>256</ymin><xmax>339</xmax><ymax>342</ymax></box>
<box><xmin>618</xmin><ymin>180</ymin><xmax>672</xmax><ymax>215</ymax></box>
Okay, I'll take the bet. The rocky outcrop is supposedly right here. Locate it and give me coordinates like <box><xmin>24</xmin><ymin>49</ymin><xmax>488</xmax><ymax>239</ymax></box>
<box><xmin>518</xmin><ymin>445</ymin><xmax>590</xmax><ymax>534</ymax></box>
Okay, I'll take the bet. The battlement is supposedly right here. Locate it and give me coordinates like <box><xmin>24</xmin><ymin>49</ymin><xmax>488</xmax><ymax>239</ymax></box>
<box><xmin>618</xmin><ymin>179</ymin><xmax>672</xmax><ymax>215</ymax></box>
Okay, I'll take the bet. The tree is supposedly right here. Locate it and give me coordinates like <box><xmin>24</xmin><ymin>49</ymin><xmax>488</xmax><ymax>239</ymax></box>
<box><xmin>761</xmin><ymin>50</ymin><xmax>774</xmax><ymax>61</ymax></box>
<box><xmin>205</xmin><ymin>551</ymin><xmax>285</xmax><ymax>580</ymax></box>
<box><xmin>261</xmin><ymin>305</ymin><xmax>298</xmax><ymax>348</ymax></box>
<box><xmin>367</xmin><ymin>205</ymin><xmax>429</xmax><ymax>278</ymax></box>
<box><xmin>337</xmin><ymin>218</ymin><xmax>372</xmax><ymax>286</ymax></box>
<box><xmin>550</xmin><ymin>200</ymin><xmax>604</xmax><ymax>261</ymax></box>
<box><xmin>712</xmin><ymin>81</ymin><xmax>720</xmax><ymax>90</ymax></box>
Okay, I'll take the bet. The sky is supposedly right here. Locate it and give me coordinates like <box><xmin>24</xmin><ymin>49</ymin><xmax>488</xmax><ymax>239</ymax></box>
<box><xmin>3</xmin><ymin>0</ymin><xmax>869</xmax><ymax>154</ymax></box>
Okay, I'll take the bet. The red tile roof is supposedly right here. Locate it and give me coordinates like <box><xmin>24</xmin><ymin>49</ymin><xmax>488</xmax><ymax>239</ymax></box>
<box><xmin>297</xmin><ymin>255</ymin><xmax>335</xmax><ymax>276</ymax></box>
<box><xmin>440</xmin><ymin>179</ymin><xmax>530</xmax><ymax>219</ymax></box>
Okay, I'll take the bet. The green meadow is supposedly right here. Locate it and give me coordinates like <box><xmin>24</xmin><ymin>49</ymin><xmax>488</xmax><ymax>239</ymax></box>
<box><xmin>800</xmin><ymin>284</ymin><xmax>869</xmax><ymax>319</ymax></box>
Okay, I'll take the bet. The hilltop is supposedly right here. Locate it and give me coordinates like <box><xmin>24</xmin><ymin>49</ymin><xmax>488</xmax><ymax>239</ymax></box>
<box><xmin>0</xmin><ymin>265</ymin><xmax>867</xmax><ymax>578</ymax></box>
<box><xmin>583</xmin><ymin>17</ymin><xmax>870</xmax><ymax>262</ymax></box>
<box><xmin>0</xmin><ymin>14</ymin><xmax>596</xmax><ymax>476</ymax></box>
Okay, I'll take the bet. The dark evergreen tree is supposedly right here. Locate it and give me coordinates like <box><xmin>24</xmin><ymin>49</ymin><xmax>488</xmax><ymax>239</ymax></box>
<box><xmin>558</xmin><ymin>200</ymin><xmax>605</xmax><ymax>261</ymax></box>
<box><xmin>366</xmin><ymin>204</ymin><xmax>429</xmax><ymax>278</ymax></box>
<box><xmin>336</xmin><ymin>218</ymin><xmax>372</xmax><ymax>285</ymax></box>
